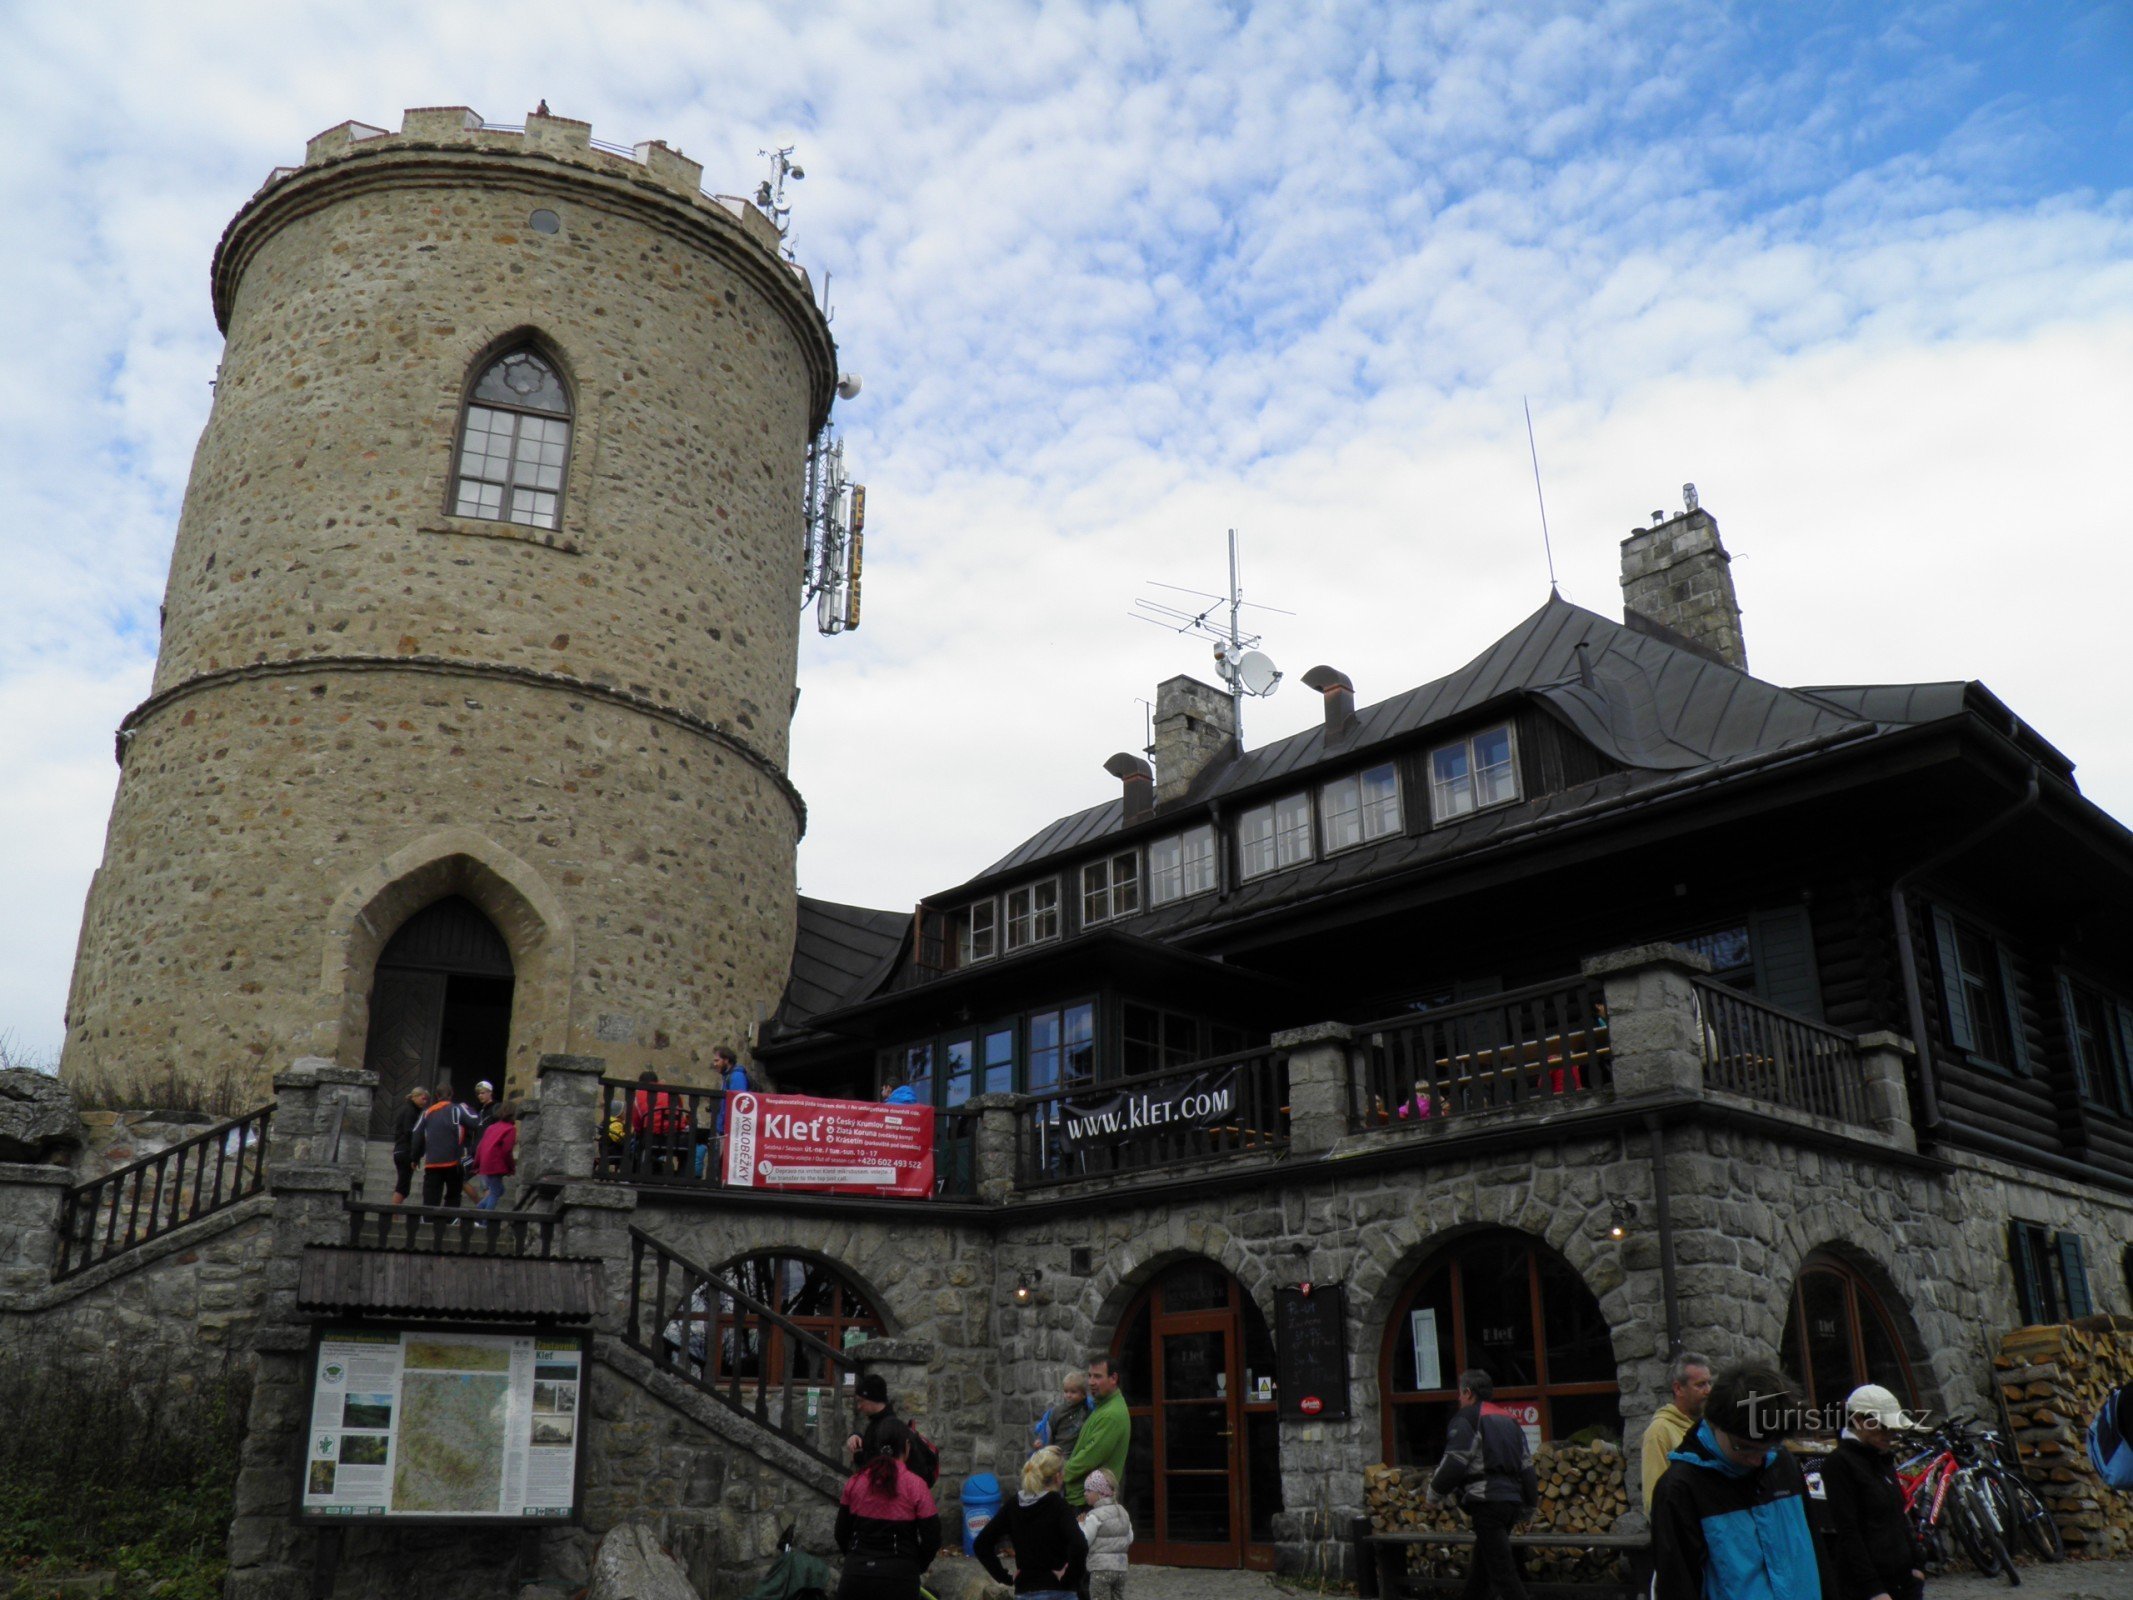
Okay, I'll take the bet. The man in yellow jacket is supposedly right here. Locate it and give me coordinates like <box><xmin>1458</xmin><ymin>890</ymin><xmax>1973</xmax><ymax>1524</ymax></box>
<box><xmin>1640</xmin><ymin>1351</ymin><xmax>1713</xmax><ymax>1512</ymax></box>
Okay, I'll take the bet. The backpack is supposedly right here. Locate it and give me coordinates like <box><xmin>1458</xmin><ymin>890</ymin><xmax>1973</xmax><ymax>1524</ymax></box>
<box><xmin>2090</xmin><ymin>1384</ymin><xmax>2133</xmax><ymax>1490</ymax></box>
<box><xmin>904</xmin><ymin>1425</ymin><xmax>940</xmax><ymax>1487</ymax></box>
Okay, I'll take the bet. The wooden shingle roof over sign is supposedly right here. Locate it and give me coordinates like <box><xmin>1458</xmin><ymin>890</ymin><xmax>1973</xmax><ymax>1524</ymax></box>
<box><xmin>299</xmin><ymin>1246</ymin><xmax>606</xmax><ymax>1321</ymax></box>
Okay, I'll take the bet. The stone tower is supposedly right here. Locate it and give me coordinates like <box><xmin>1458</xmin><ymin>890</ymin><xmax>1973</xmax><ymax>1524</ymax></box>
<box><xmin>61</xmin><ymin>107</ymin><xmax>839</xmax><ymax>1111</ymax></box>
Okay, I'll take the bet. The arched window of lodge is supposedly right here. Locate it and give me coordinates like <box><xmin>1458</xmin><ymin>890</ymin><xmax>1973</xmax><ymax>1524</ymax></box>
<box><xmin>663</xmin><ymin>1252</ymin><xmax>886</xmax><ymax>1392</ymax></box>
<box><xmin>1778</xmin><ymin>1252</ymin><xmax>1917</xmax><ymax>1422</ymax></box>
<box><xmin>1380</xmin><ymin>1229</ymin><xmax>1620</xmax><ymax>1466</ymax></box>
<box><xmin>452</xmin><ymin>346</ymin><xmax>572</xmax><ymax>529</ymax></box>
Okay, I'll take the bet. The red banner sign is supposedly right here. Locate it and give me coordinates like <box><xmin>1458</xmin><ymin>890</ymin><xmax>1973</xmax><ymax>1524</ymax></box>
<box><xmin>720</xmin><ymin>1092</ymin><xmax>935</xmax><ymax>1197</ymax></box>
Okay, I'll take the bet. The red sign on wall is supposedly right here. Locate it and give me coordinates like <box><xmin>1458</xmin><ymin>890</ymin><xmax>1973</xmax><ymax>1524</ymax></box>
<box><xmin>720</xmin><ymin>1092</ymin><xmax>935</xmax><ymax>1197</ymax></box>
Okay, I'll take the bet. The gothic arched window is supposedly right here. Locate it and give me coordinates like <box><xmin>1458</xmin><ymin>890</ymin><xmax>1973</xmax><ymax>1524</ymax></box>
<box><xmin>452</xmin><ymin>347</ymin><xmax>572</xmax><ymax>529</ymax></box>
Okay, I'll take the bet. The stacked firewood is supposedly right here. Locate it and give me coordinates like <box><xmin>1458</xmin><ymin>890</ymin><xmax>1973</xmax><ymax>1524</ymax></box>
<box><xmin>1994</xmin><ymin>1314</ymin><xmax>2133</xmax><ymax>1560</ymax></box>
<box><xmin>1365</xmin><ymin>1442</ymin><xmax>1632</xmax><ymax>1582</ymax></box>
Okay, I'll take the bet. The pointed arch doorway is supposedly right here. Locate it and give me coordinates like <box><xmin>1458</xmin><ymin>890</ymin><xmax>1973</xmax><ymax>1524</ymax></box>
<box><xmin>1111</xmin><ymin>1259</ymin><xmax>1282</xmax><ymax>1570</ymax></box>
<box><xmin>362</xmin><ymin>896</ymin><xmax>516</xmax><ymax>1137</ymax></box>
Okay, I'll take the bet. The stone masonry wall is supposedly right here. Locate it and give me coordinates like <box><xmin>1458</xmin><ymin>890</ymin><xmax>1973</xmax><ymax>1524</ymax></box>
<box><xmin>63</xmin><ymin>109</ymin><xmax>833</xmax><ymax>1105</ymax></box>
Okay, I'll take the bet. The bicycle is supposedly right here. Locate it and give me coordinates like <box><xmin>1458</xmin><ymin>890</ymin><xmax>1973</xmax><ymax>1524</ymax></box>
<box><xmin>1897</xmin><ymin>1421</ymin><xmax>2019</xmax><ymax>1584</ymax></box>
<box><xmin>1958</xmin><ymin>1418</ymin><xmax>2066</xmax><ymax>1564</ymax></box>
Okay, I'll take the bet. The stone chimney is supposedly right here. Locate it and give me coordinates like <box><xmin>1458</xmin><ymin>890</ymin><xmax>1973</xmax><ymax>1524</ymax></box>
<box><xmin>1619</xmin><ymin>485</ymin><xmax>1747</xmax><ymax>671</ymax></box>
<box><xmin>1152</xmin><ymin>675</ymin><xmax>1237</xmax><ymax>807</ymax></box>
<box><xmin>1103</xmin><ymin>753</ymin><xmax>1155</xmax><ymax>825</ymax></box>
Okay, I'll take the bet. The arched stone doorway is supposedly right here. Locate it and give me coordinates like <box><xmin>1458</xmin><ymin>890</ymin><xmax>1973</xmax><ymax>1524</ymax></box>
<box><xmin>362</xmin><ymin>896</ymin><xmax>515</xmax><ymax>1135</ymax></box>
<box><xmin>1378</xmin><ymin>1227</ymin><xmax>1621</xmax><ymax>1466</ymax></box>
<box><xmin>1111</xmin><ymin>1258</ymin><xmax>1282</xmax><ymax>1570</ymax></box>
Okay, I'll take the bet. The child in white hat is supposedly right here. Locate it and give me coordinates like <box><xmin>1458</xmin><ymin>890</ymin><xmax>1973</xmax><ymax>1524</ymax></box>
<box><xmin>1077</xmin><ymin>1468</ymin><xmax>1133</xmax><ymax>1598</ymax></box>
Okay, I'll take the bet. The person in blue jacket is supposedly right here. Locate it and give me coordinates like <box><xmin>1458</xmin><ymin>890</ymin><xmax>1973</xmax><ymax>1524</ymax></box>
<box><xmin>1650</xmin><ymin>1363</ymin><xmax>1835</xmax><ymax>1600</ymax></box>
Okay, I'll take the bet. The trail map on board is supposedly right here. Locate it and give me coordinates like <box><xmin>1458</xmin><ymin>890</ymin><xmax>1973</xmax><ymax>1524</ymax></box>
<box><xmin>301</xmin><ymin>1328</ymin><xmax>584</xmax><ymax>1521</ymax></box>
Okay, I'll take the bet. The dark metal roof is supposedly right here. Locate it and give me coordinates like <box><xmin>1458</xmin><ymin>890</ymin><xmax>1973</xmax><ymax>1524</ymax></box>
<box><xmin>971</xmin><ymin>594</ymin><xmax>1883</xmax><ymax>885</ymax></box>
<box><xmin>769</xmin><ymin>895</ymin><xmax>912</xmax><ymax>1035</ymax></box>
<box><xmin>298</xmin><ymin>1246</ymin><xmax>605</xmax><ymax>1320</ymax></box>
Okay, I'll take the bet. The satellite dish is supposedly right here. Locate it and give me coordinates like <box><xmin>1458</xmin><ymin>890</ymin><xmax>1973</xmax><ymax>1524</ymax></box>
<box><xmin>1235</xmin><ymin>650</ymin><xmax>1281</xmax><ymax>696</ymax></box>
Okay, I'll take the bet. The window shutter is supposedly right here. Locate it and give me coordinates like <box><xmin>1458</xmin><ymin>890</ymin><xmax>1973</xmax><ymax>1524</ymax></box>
<box><xmin>2115</xmin><ymin>1002</ymin><xmax>2133</xmax><ymax>1114</ymax></box>
<box><xmin>2008</xmin><ymin>1220</ymin><xmax>2044</xmax><ymax>1325</ymax></box>
<box><xmin>1750</xmin><ymin>905</ymin><xmax>1825</xmax><ymax>1020</ymax></box>
<box><xmin>1932</xmin><ymin>908</ymin><xmax>1975</xmax><ymax>1052</ymax></box>
<box><xmin>2057</xmin><ymin>974</ymin><xmax>2089</xmax><ymax>1100</ymax></box>
<box><xmin>1997</xmin><ymin>944</ymin><xmax>2032</xmax><ymax>1075</ymax></box>
<box><xmin>2058</xmin><ymin>1233</ymin><xmax>2094</xmax><ymax>1320</ymax></box>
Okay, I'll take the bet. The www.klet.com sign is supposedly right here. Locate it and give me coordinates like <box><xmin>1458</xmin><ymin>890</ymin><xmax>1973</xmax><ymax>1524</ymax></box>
<box><xmin>721</xmin><ymin>1092</ymin><xmax>935</xmax><ymax>1197</ymax></box>
<box><xmin>1058</xmin><ymin>1065</ymin><xmax>1240</xmax><ymax>1150</ymax></box>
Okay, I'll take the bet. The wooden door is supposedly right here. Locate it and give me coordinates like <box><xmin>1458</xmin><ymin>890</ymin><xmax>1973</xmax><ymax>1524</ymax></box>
<box><xmin>363</xmin><ymin>968</ymin><xmax>446</xmax><ymax>1137</ymax></box>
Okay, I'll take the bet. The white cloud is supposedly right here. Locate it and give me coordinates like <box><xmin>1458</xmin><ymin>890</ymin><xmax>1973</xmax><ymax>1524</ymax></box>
<box><xmin>2</xmin><ymin>0</ymin><xmax>2130</xmax><ymax>1054</ymax></box>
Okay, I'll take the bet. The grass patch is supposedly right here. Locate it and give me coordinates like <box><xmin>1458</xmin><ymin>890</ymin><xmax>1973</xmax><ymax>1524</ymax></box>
<box><xmin>59</xmin><ymin>1057</ymin><xmax>256</xmax><ymax>1121</ymax></box>
<box><xmin>0</xmin><ymin>1342</ymin><xmax>249</xmax><ymax>1599</ymax></box>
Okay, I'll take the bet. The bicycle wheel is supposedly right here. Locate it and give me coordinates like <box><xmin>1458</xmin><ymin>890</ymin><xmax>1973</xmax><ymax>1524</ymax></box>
<box><xmin>1949</xmin><ymin>1477</ymin><xmax>2021</xmax><ymax>1585</ymax></box>
<box><xmin>1999</xmin><ymin>1472</ymin><xmax>2065</xmax><ymax>1561</ymax></box>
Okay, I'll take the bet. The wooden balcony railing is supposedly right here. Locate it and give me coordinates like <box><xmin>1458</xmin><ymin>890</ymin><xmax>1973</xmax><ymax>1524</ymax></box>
<box><xmin>1349</xmin><ymin>981</ymin><xmax>1611</xmax><ymax>1134</ymax></box>
<box><xmin>343</xmin><ymin>1199</ymin><xmax>559</xmax><ymax>1257</ymax></box>
<box><xmin>1692</xmin><ymin>981</ymin><xmax>1870</xmax><ymax>1125</ymax></box>
<box><xmin>622</xmin><ymin>1226</ymin><xmax>859</xmax><ymax>1471</ymax></box>
<box><xmin>53</xmin><ymin>1103</ymin><xmax>275</xmax><ymax>1279</ymax></box>
<box><xmin>1013</xmin><ymin>1046</ymin><xmax>1289</xmax><ymax>1188</ymax></box>
<box><xmin>594</xmin><ymin>1077</ymin><xmax>727</xmax><ymax>1184</ymax></box>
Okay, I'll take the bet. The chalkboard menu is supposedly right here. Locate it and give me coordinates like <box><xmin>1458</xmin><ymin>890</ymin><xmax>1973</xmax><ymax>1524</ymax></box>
<box><xmin>1274</xmin><ymin>1283</ymin><xmax>1350</xmax><ymax>1421</ymax></box>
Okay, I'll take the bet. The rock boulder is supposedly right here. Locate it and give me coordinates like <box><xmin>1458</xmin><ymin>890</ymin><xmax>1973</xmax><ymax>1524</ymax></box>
<box><xmin>588</xmin><ymin>1523</ymin><xmax>701</xmax><ymax>1600</ymax></box>
<box><xmin>0</xmin><ymin>1069</ymin><xmax>84</xmax><ymax>1163</ymax></box>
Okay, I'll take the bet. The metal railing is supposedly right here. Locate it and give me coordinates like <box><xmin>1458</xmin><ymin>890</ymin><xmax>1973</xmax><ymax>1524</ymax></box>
<box><xmin>1350</xmin><ymin>981</ymin><xmax>1611</xmax><ymax>1133</ymax></box>
<box><xmin>623</xmin><ymin>1226</ymin><xmax>858</xmax><ymax>1471</ymax></box>
<box><xmin>53</xmin><ymin>1103</ymin><xmax>275</xmax><ymax>1279</ymax></box>
<box><xmin>1693</xmin><ymin>980</ymin><xmax>1870</xmax><ymax>1125</ymax></box>
<box><xmin>344</xmin><ymin>1199</ymin><xmax>558</xmax><ymax>1257</ymax></box>
<box><xmin>1013</xmin><ymin>1046</ymin><xmax>1289</xmax><ymax>1188</ymax></box>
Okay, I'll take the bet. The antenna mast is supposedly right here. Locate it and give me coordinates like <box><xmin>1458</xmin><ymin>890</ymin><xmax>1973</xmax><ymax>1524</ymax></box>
<box><xmin>1131</xmin><ymin>530</ymin><xmax>1291</xmax><ymax>749</ymax></box>
<box><xmin>1524</xmin><ymin>397</ymin><xmax>1558</xmax><ymax>594</ymax></box>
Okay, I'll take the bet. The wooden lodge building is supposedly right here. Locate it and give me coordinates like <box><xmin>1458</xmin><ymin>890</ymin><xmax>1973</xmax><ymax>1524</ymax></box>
<box><xmin>735</xmin><ymin>498</ymin><xmax>2133</xmax><ymax>1569</ymax></box>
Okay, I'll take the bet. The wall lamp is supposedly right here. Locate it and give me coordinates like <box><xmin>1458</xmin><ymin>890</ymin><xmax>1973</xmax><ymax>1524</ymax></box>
<box><xmin>1013</xmin><ymin>1270</ymin><xmax>1045</xmax><ymax>1307</ymax></box>
<box><xmin>1608</xmin><ymin>1201</ymin><xmax>1639</xmax><ymax>1241</ymax></box>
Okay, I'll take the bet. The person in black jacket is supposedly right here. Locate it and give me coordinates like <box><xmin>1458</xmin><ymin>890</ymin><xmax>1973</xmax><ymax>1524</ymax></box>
<box><xmin>1430</xmin><ymin>1369</ymin><xmax>1539</xmax><ymax>1600</ymax></box>
<box><xmin>835</xmin><ymin>1419</ymin><xmax>940</xmax><ymax>1600</ymax></box>
<box><xmin>974</xmin><ymin>1446</ymin><xmax>1087</xmax><ymax>1598</ymax></box>
<box><xmin>416</xmin><ymin>1082</ymin><xmax>468</xmax><ymax>1206</ymax></box>
<box><xmin>387</xmin><ymin>1086</ymin><xmax>429</xmax><ymax>1205</ymax></box>
<box><xmin>847</xmin><ymin>1373</ymin><xmax>900</xmax><ymax>1470</ymax></box>
<box><xmin>1818</xmin><ymin>1385</ymin><xmax>1925</xmax><ymax>1600</ymax></box>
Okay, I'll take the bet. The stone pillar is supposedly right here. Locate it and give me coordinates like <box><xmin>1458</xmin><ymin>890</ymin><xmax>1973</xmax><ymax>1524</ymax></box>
<box><xmin>1273</xmin><ymin>1023</ymin><xmax>1352</xmax><ymax>1157</ymax></box>
<box><xmin>225</xmin><ymin>1325</ymin><xmax>318</xmax><ymax>1600</ymax></box>
<box><xmin>969</xmin><ymin>1092</ymin><xmax>1018</xmax><ymax>1203</ymax></box>
<box><xmin>267</xmin><ymin>1058</ymin><xmax>375</xmax><ymax>1178</ymax></box>
<box><xmin>1582</xmin><ymin>944</ymin><xmax>1713</xmax><ymax>1099</ymax></box>
<box><xmin>528</xmin><ymin>1053</ymin><xmax>609</xmax><ymax>1183</ymax></box>
<box><xmin>1857</xmin><ymin>1032</ymin><xmax>1918</xmax><ymax>1152</ymax></box>
<box><xmin>556</xmin><ymin>1181</ymin><xmax>637</xmax><ymax>1337</ymax></box>
<box><xmin>0</xmin><ymin>1164</ymin><xmax>71</xmax><ymax>1299</ymax></box>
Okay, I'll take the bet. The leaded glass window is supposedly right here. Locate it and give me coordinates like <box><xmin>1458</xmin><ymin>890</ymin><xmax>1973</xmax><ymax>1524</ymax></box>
<box><xmin>453</xmin><ymin>349</ymin><xmax>573</xmax><ymax>530</ymax></box>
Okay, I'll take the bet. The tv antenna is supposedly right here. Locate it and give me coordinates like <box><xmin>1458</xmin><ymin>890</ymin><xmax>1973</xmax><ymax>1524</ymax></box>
<box><xmin>755</xmin><ymin>145</ymin><xmax>804</xmax><ymax>257</ymax></box>
<box><xmin>1132</xmin><ymin>529</ymin><xmax>1291</xmax><ymax>746</ymax></box>
<box><xmin>1523</xmin><ymin>396</ymin><xmax>1558</xmax><ymax>594</ymax></box>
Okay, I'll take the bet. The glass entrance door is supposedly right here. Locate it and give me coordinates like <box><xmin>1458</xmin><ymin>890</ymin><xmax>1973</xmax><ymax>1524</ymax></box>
<box><xmin>1114</xmin><ymin>1261</ymin><xmax>1280</xmax><ymax>1569</ymax></box>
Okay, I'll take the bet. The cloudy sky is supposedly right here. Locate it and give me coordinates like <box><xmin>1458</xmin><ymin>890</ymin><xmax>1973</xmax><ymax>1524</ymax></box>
<box><xmin>3</xmin><ymin>1</ymin><xmax>2130</xmax><ymax>1059</ymax></box>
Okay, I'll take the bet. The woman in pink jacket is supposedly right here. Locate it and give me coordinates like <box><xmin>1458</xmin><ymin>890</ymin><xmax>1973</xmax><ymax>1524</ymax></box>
<box><xmin>473</xmin><ymin>1102</ymin><xmax>517</xmax><ymax>1211</ymax></box>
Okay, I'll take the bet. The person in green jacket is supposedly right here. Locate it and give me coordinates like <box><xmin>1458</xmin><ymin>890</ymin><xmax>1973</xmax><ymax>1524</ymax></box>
<box><xmin>1064</xmin><ymin>1355</ymin><xmax>1130</xmax><ymax>1509</ymax></box>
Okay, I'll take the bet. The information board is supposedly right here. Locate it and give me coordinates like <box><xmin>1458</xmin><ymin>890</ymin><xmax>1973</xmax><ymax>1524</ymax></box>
<box><xmin>299</xmin><ymin>1326</ymin><xmax>587</xmax><ymax>1522</ymax></box>
<box><xmin>1274</xmin><ymin>1283</ymin><xmax>1351</xmax><ymax>1421</ymax></box>
<box><xmin>722</xmin><ymin>1091</ymin><xmax>935</xmax><ymax>1197</ymax></box>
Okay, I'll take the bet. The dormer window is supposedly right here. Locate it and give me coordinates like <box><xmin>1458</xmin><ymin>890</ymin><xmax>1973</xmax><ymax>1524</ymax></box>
<box><xmin>960</xmin><ymin>901</ymin><xmax>997</xmax><ymax>964</ymax></box>
<box><xmin>1149</xmin><ymin>825</ymin><xmax>1218</xmax><ymax>906</ymax></box>
<box><xmin>1082</xmin><ymin>852</ymin><xmax>1140</xmax><ymax>925</ymax></box>
<box><xmin>1321</xmin><ymin>762</ymin><xmax>1401</xmax><ymax>852</ymax></box>
<box><xmin>1005</xmin><ymin>880</ymin><xmax>1060</xmax><ymax>950</ymax></box>
<box><xmin>1239</xmin><ymin>792</ymin><xmax>1313</xmax><ymax>879</ymax></box>
<box><xmin>1429</xmin><ymin>724</ymin><xmax>1518</xmax><ymax>822</ymax></box>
